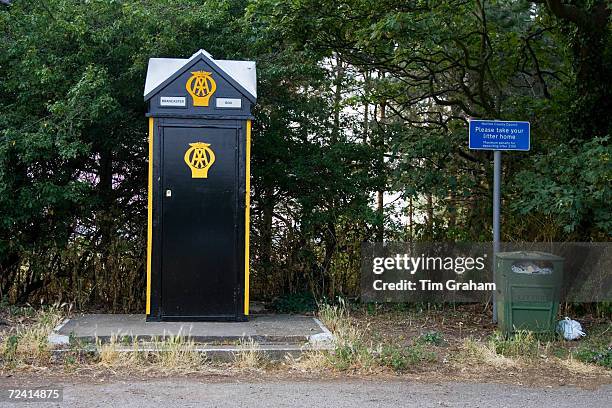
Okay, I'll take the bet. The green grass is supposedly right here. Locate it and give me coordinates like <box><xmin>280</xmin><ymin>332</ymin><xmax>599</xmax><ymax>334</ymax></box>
<box><xmin>487</xmin><ymin>330</ymin><xmax>551</xmax><ymax>358</ymax></box>
<box><xmin>0</xmin><ymin>298</ymin><xmax>36</xmax><ymax>318</ymax></box>
<box><xmin>485</xmin><ymin>324</ymin><xmax>612</xmax><ymax>370</ymax></box>
<box><xmin>571</xmin><ymin>324</ymin><xmax>612</xmax><ymax>369</ymax></box>
<box><xmin>319</xmin><ymin>300</ymin><xmax>438</xmax><ymax>372</ymax></box>
<box><xmin>573</xmin><ymin>346</ymin><xmax>612</xmax><ymax>369</ymax></box>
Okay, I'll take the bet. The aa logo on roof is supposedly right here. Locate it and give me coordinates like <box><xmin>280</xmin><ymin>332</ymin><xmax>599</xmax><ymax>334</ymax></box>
<box><xmin>184</xmin><ymin>142</ymin><xmax>216</xmax><ymax>178</ymax></box>
<box><xmin>186</xmin><ymin>71</ymin><xmax>217</xmax><ymax>107</ymax></box>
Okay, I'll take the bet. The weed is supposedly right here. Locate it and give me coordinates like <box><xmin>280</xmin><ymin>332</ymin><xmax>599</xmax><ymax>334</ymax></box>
<box><xmin>573</xmin><ymin>346</ymin><xmax>612</xmax><ymax>369</ymax></box>
<box><xmin>64</xmin><ymin>355</ymin><xmax>77</xmax><ymax>366</ymax></box>
<box><xmin>2</xmin><ymin>335</ymin><xmax>19</xmax><ymax>366</ymax></box>
<box><xmin>95</xmin><ymin>333</ymin><xmax>206</xmax><ymax>371</ymax></box>
<box><xmin>151</xmin><ymin>334</ymin><xmax>205</xmax><ymax>369</ymax></box>
<box><xmin>97</xmin><ymin>335</ymin><xmax>121</xmax><ymax>366</ymax></box>
<box><xmin>376</xmin><ymin>343</ymin><xmax>435</xmax><ymax>371</ymax></box>
<box><xmin>318</xmin><ymin>300</ymin><xmax>437</xmax><ymax>372</ymax></box>
<box><xmin>570</xmin><ymin>323</ymin><xmax>612</xmax><ymax>369</ymax></box>
<box><xmin>317</xmin><ymin>298</ymin><xmax>349</xmax><ymax>333</ymax></box>
<box><xmin>233</xmin><ymin>337</ymin><xmax>263</xmax><ymax>369</ymax></box>
<box><xmin>365</xmin><ymin>302</ymin><xmax>378</xmax><ymax>316</ymax></box>
<box><xmin>488</xmin><ymin>330</ymin><xmax>547</xmax><ymax>358</ymax></box>
<box><xmin>417</xmin><ymin>331</ymin><xmax>446</xmax><ymax>346</ymax></box>
<box><xmin>319</xmin><ymin>299</ymin><xmax>375</xmax><ymax>370</ymax></box>
<box><xmin>377</xmin><ymin>344</ymin><xmax>410</xmax><ymax>371</ymax></box>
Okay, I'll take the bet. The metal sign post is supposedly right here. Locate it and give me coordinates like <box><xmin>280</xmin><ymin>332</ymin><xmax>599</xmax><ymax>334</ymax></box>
<box><xmin>492</xmin><ymin>150</ymin><xmax>501</xmax><ymax>323</ymax></box>
<box><xmin>469</xmin><ymin>120</ymin><xmax>530</xmax><ymax>324</ymax></box>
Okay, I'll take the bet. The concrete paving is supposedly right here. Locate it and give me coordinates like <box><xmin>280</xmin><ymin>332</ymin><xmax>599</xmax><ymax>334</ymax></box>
<box><xmin>53</xmin><ymin>314</ymin><xmax>331</xmax><ymax>345</ymax></box>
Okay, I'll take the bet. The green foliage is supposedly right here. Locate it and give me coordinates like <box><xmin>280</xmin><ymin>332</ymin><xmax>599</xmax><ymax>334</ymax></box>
<box><xmin>2</xmin><ymin>335</ymin><xmax>19</xmax><ymax>366</ymax></box>
<box><xmin>377</xmin><ymin>343</ymin><xmax>437</xmax><ymax>372</ymax></box>
<box><xmin>510</xmin><ymin>137</ymin><xmax>612</xmax><ymax>238</ymax></box>
<box><xmin>488</xmin><ymin>330</ymin><xmax>551</xmax><ymax>358</ymax></box>
<box><xmin>255</xmin><ymin>0</ymin><xmax>611</xmax><ymax>242</ymax></box>
<box><xmin>574</xmin><ymin>346</ymin><xmax>612</xmax><ymax>369</ymax></box>
<box><xmin>272</xmin><ymin>292</ymin><xmax>317</xmax><ymax>313</ymax></box>
<box><xmin>0</xmin><ymin>0</ymin><xmax>609</xmax><ymax>309</ymax></box>
<box><xmin>2</xmin><ymin>0</ymin><xmax>379</xmax><ymax>305</ymax></box>
<box><xmin>572</xmin><ymin>323</ymin><xmax>612</xmax><ymax>369</ymax></box>
<box><xmin>417</xmin><ymin>331</ymin><xmax>446</xmax><ymax>347</ymax></box>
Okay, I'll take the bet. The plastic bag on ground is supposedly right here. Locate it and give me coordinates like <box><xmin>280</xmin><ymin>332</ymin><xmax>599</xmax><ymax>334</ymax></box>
<box><xmin>556</xmin><ymin>317</ymin><xmax>586</xmax><ymax>340</ymax></box>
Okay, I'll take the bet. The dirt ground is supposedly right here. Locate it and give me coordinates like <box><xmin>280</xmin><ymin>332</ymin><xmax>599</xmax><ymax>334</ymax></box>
<box><xmin>0</xmin><ymin>359</ymin><xmax>610</xmax><ymax>391</ymax></box>
<box><xmin>348</xmin><ymin>304</ymin><xmax>611</xmax><ymax>388</ymax></box>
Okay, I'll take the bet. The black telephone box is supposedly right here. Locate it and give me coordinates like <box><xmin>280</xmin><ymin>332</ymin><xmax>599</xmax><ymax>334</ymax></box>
<box><xmin>144</xmin><ymin>50</ymin><xmax>256</xmax><ymax>321</ymax></box>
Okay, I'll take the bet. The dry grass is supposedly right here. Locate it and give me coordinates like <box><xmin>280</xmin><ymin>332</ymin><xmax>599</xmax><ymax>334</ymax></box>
<box><xmin>95</xmin><ymin>333</ymin><xmax>207</xmax><ymax>371</ymax></box>
<box><xmin>318</xmin><ymin>300</ymin><xmax>349</xmax><ymax>333</ymax></box>
<box><xmin>318</xmin><ymin>300</ymin><xmax>377</xmax><ymax>371</ymax></box>
<box><xmin>151</xmin><ymin>334</ymin><xmax>206</xmax><ymax>369</ymax></box>
<box><xmin>0</xmin><ymin>304</ymin><xmax>65</xmax><ymax>368</ymax></box>
<box><xmin>97</xmin><ymin>335</ymin><xmax>122</xmax><ymax>366</ymax></box>
<box><xmin>456</xmin><ymin>338</ymin><xmax>519</xmax><ymax>368</ymax></box>
<box><xmin>97</xmin><ymin>335</ymin><xmax>147</xmax><ymax>367</ymax></box>
<box><xmin>233</xmin><ymin>337</ymin><xmax>264</xmax><ymax>369</ymax></box>
<box><xmin>557</xmin><ymin>354</ymin><xmax>611</xmax><ymax>377</ymax></box>
<box><xmin>284</xmin><ymin>350</ymin><xmax>331</xmax><ymax>371</ymax></box>
<box><xmin>2</xmin><ymin>302</ymin><xmax>609</xmax><ymax>388</ymax></box>
<box><xmin>318</xmin><ymin>300</ymin><xmax>367</xmax><ymax>353</ymax></box>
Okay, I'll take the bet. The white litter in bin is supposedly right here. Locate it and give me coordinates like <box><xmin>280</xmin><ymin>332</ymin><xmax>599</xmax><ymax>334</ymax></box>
<box><xmin>556</xmin><ymin>317</ymin><xmax>586</xmax><ymax>340</ymax></box>
<box><xmin>511</xmin><ymin>262</ymin><xmax>553</xmax><ymax>275</ymax></box>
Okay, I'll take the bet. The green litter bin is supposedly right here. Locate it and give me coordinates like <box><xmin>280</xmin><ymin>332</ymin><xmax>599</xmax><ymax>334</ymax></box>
<box><xmin>495</xmin><ymin>251</ymin><xmax>564</xmax><ymax>335</ymax></box>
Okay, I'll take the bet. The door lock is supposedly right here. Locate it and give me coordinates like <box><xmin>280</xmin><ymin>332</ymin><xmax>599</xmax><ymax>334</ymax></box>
<box><xmin>165</xmin><ymin>189</ymin><xmax>172</xmax><ymax>197</ymax></box>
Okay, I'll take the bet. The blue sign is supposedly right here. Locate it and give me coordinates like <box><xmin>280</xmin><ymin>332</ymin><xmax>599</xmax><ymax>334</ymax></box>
<box><xmin>469</xmin><ymin>120</ymin><xmax>530</xmax><ymax>151</ymax></box>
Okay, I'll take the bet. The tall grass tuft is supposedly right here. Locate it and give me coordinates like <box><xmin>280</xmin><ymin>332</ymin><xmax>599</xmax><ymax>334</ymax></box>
<box><xmin>0</xmin><ymin>303</ymin><xmax>66</xmax><ymax>368</ymax></box>
<box><xmin>233</xmin><ymin>337</ymin><xmax>264</xmax><ymax>369</ymax></box>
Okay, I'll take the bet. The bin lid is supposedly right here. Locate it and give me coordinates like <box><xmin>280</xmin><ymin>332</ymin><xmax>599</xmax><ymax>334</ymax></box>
<box><xmin>496</xmin><ymin>251</ymin><xmax>564</xmax><ymax>261</ymax></box>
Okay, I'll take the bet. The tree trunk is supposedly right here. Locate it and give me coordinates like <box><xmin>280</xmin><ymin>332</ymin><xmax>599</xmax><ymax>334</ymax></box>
<box><xmin>260</xmin><ymin>186</ymin><xmax>274</xmax><ymax>275</ymax></box>
<box><xmin>376</xmin><ymin>93</ymin><xmax>386</xmax><ymax>242</ymax></box>
<box><xmin>332</xmin><ymin>56</ymin><xmax>344</xmax><ymax>144</ymax></box>
<box><xmin>96</xmin><ymin>147</ymin><xmax>114</xmax><ymax>305</ymax></box>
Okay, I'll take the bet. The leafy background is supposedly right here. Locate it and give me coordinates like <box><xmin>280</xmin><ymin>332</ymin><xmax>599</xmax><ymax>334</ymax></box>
<box><xmin>0</xmin><ymin>0</ymin><xmax>609</xmax><ymax>310</ymax></box>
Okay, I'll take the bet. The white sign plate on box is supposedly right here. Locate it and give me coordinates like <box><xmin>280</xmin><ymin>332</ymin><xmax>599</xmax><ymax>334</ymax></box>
<box><xmin>160</xmin><ymin>96</ymin><xmax>186</xmax><ymax>107</ymax></box>
<box><xmin>216</xmin><ymin>98</ymin><xmax>242</xmax><ymax>109</ymax></box>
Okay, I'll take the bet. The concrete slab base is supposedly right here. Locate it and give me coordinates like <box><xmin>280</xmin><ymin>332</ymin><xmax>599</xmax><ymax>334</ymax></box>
<box><xmin>51</xmin><ymin>342</ymin><xmax>330</xmax><ymax>362</ymax></box>
<box><xmin>50</xmin><ymin>314</ymin><xmax>334</xmax><ymax>361</ymax></box>
<box><xmin>49</xmin><ymin>314</ymin><xmax>333</xmax><ymax>346</ymax></box>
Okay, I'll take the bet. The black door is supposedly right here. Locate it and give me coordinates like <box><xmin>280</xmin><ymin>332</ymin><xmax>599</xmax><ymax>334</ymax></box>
<box><xmin>161</xmin><ymin>124</ymin><xmax>238</xmax><ymax>318</ymax></box>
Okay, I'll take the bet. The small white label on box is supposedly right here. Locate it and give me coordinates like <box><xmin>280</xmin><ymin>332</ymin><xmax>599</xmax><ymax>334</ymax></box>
<box><xmin>216</xmin><ymin>98</ymin><xmax>242</xmax><ymax>109</ymax></box>
<box><xmin>160</xmin><ymin>96</ymin><xmax>186</xmax><ymax>107</ymax></box>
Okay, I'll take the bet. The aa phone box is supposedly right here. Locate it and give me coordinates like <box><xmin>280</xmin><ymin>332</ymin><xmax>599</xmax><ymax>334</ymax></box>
<box><xmin>143</xmin><ymin>50</ymin><xmax>256</xmax><ymax>321</ymax></box>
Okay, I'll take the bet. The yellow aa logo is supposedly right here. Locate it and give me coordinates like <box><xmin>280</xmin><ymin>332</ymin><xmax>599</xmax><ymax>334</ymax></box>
<box><xmin>184</xmin><ymin>142</ymin><xmax>216</xmax><ymax>178</ymax></box>
<box><xmin>185</xmin><ymin>71</ymin><xmax>216</xmax><ymax>107</ymax></box>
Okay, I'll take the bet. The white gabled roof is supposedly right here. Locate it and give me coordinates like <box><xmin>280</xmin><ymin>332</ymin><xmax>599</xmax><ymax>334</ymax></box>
<box><xmin>144</xmin><ymin>49</ymin><xmax>257</xmax><ymax>101</ymax></box>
